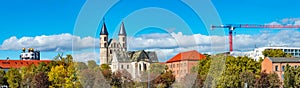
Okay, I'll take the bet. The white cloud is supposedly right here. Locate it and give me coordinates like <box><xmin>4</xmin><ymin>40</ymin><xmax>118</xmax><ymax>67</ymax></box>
<box><xmin>128</xmin><ymin>30</ymin><xmax>300</xmax><ymax>58</ymax></box>
<box><xmin>73</xmin><ymin>52</ymin><xmax>99</xmax><ymax>63</ymax></box>
<box><xmin>0</xmin><ymin>33</ymin><xmax>99</xmax><ymax>52</ymax></box>
<box><xmin>268</xmin><ymin>18</ymin><xmax>300</xmax><ymax>26</ymax></box>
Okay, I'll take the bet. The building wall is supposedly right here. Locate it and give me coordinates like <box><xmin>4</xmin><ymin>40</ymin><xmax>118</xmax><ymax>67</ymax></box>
<box><xmin>272</xmin><ymin>62</ymin><xmax>300</xmax><ymax>82</ymax></box>
<box><xmin>262</xmin><ymin>58</ymin><xmax>300</xmax><ymax>82</ymax></box>
<box><xmin>166</xmin><ymin>60</ymin><xmax>198</xmax><ymax>81</ymax></box>
<box><xmin>261</xmin><ymin>58</ymin><xmax>273</xmax><ymax>73</ymax></box>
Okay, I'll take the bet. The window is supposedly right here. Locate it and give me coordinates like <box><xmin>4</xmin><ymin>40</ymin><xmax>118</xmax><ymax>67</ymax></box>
<box><xmin>282</xmin><ymin>66</ymin><xmax>285</xmax><ymax>71</ymax></box>
<box><xmin>144</xmin><ymin>64</ymin><xmax>147</xmax><ymax>70</ymax></box>
<box><xmin>139</xmin><ymin>64</ymin><xmax>141</xmax><ymax>71</ymax></box>
<box><xmin>104</xmin><ymin>37</ymin><xmax>107</xmax><ymax>41</ymax></box>
<box><xmin>123</xmin><ymin>37</ymin><xmax>125</xmax><ymax>42</ymax></box>
<box><xmin>127</xmin><ymin>65</ymin><xmax>129</xmax><ymax>69</ymax></box>
<box><xmin>275</xmin><ymin>65</ymin><xmax>278</xmax><ymax>71</ymax></box>
<box><xmin>104</xmin><ymin>43</ymin><xmax>107</xmax><ymax>47</ymax></box>
<box><xmin>121</xmin><ymin>65</ymin><xmax>123</xmax><ymax>69</ymax></box>
<box><xmin>295</xmin><ymin>65</ymin><xmax>298</xmax><ymax>68</ymax></box>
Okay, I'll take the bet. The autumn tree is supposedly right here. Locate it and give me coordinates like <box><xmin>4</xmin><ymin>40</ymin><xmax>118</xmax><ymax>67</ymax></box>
<box><xmin>110</xmin><ymin>71</ymin><xmax>122</xmax><ymax>87</ymax></box>
<box><xmin>100</xmin><ymin>64</ymin><xmax>112</xmax><ymax>80</ymax></box>
<box><xmin>48</xmin><ymin>65</ymin><xmax>67</xmax><ymax>88</ymax></box>
<box><xmin>32</xmin><ymin>72</ymin><xmax>50</xmax><ymax>88</ymax></box>
<box><xmin>0</xmin><ymin>69</ymin><xmax>7</xmax><ymax>86</ymax></box>
<box><xmin>152</xmin><ymin>66</ymin><xmax>175</xmax><ymax>88</ymax></box>
<box><xmin>5</xmin><ymin>68</ymin><xmax>22</xmax><ymax>88</ymax></box>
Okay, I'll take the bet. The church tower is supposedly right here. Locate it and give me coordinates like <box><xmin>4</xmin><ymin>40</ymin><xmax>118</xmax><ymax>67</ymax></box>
<box><xmin>100</xmin><ymin>21</ymin><xmax>109</xmax><ymax>65</ymax></box>
<box><xmin>118</xmin><ymin>21</ymin><xmax>127</xmax><ymax>51</ymax></box>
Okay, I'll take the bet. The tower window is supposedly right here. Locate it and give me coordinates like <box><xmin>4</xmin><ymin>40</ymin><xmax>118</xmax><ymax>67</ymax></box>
<box><xmin>123</xmin><ymin>44</ymin><xmax>125</xmax><ymax>48</ymax></box>
<box><xmin>104</xmin><ymin>37</ymin><xmax>107</xmax><ymax>41</ymax></box>
<box><xmin>123</xmin><ymin>37</ymin><xmax>125</xmax><ymax>42</ymax></box>
<box><xmin>104</xmin><ymin>43</ymin><xmax>107</xmax><ymax>47</ymax></box>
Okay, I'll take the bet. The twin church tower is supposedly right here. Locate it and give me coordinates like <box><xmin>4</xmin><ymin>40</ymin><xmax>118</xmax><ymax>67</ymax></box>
<box><xmin>100</xmin><ymin>21</ymin><xmax>127</xmax><ymax>65</ymax></box>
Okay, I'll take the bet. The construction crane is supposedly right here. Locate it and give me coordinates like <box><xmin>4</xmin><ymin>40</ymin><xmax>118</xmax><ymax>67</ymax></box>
<box><xmin>211</xmin><ymin>24</ymin><xmax>300</xmax><ymax>53</ymax></box>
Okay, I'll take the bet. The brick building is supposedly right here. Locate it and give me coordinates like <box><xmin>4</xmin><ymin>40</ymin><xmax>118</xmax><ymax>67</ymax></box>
<box><xmin>262</xmin><ymin>57</ymin><xmax>300</xmax><ymax>82</ymax></box>
<box><xmin>165</xmin><ymin>50</ymin><xmax>206</xmax><ymax>81</ymax></box>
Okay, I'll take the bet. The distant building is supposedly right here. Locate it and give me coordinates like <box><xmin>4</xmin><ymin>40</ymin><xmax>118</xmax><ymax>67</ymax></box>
<box><xmin>0</xmin><ymin>48</ymin><xmax>50</xmax><ymax>69</ymax></box>
<box><xmin>20</xmin><ymin>48</ymin><xmax>40</xmax><ymax>60</ymax></box>
<box><xmin>261</xmin><ymin>57</ymin><xmax>300</xmax><ymax>82</ymax></box>
<box><xmin>240</xmin><ymin>47</ymin><xmax>300</xmax><ymax>61</ymax></box>
<box><xmin>165</xmin><ymin>50</ymin><xmax>206</xmax><ymax>81</ymax></box>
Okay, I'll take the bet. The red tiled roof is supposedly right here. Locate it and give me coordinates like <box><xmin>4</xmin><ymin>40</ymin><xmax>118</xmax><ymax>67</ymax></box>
<box><xmin>166</xmin><ymin>50</ymin><xmax>206</xmax><ymax>63</ymax></box>
<box><xmin>0</xmin><ymin>60</ymin><xmax>51</xmax><ymax>69</ymax></box>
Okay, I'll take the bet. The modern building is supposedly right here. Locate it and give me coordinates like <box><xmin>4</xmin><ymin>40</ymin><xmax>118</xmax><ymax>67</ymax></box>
<box><xmin>99</xmin><ymin>21</ymin><xmax>159</xmax><ymax>81</ymax></box>
<box><xmin>261</xmin><ymin>57</ymin><xmax>300</xmax><ymax>82</ymax></box>
<box><xmin>20</xmin><ymin>48</ymin><xmax>40</xmax><ymax>60</ymax></box>
<box><xmin>244</xmin><ymin>47</ymin><xmax>300</xmax><ymax>61</ymax></box>
<box><xmin>165</xmin><ymin>50</ymin><xmax>206</xmax><ymax>81</ymax></box>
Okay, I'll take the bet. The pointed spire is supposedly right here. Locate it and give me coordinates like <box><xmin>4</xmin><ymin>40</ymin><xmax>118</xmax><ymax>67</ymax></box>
<box><xmin>118</xmin><ymin>21</ymin><xmax>127</xmax><ymax>36</ymax></box>
<box><xmin>100</xmin><ymin>18</ymin><xmax>108</xmax><ymax>35</ymax></box>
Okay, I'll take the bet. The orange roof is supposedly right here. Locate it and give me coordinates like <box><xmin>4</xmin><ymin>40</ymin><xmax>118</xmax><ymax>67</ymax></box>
<box><xmin>166</xmin><ymin>50</ymin><xmax>206</xmax><ymax>63</ymax></box>
<box><xmin>0</xmin><ymin>60</ymin><xmax>51</xmax><ymax>69</ymax></box>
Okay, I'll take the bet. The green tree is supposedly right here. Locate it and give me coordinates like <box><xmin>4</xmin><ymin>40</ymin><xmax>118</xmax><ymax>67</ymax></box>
<box><xmin>284</xmin><ymin>64</ymin><xmax>295</xmax><ymax>87</ymax></box>
<box><xmin>5</xmin><ymin>68</ymin><xmax>21</xmax><ymax>88</ymax></box>
<box><xmin>88</xmin><ymin>60</ymin><xmax>98</xmax><ymax>70</ymax></box>
<box><xmin>263</xmin><ymin>49</ymin><xmax>292</xmax><ymax>57</ymax></box>
<box><xmin>75</xmin><ymin>62</ymin><xmax>88</xmax><ymax>71</ymax></box>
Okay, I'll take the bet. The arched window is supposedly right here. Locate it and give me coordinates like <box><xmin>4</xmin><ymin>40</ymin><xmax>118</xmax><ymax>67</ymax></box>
<box><xmin>104</xmin><ymin>43</ymin><xmax>107</xmax><ymax>47</ymax></box>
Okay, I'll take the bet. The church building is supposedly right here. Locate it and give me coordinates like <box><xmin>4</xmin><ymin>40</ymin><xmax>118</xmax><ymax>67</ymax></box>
<box><xmin>99</xmin><ymin>21</ymin><xmax>158</xmax><ymax>80</ymax></box>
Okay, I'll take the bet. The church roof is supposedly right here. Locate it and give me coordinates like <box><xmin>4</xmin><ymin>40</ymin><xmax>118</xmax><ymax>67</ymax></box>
<box><xmin>112</xmin><ymin>50</ymin><xmax>158</xmax><ymax>63</ymax></box>
<box><xmin>118</xmin><ymin>22</ymin><xmax>126</xmax><ymax>36</ymax></box>
<box><xmin>166</xmin><ymin>50</ymin><xmax>206</xmax><ymax>63</ymax></box>
<box><xmin>129</xmin><ymin>50</ymin><xmax>158</xmax><ymax>62</ymax></box>
<box><xmin>113</xmin><ymin>51</ymin><xmax>131</xmax><ymax>63</ymax></box>
<box><xmin>100</xmin><ymin>22</ymin><xmax>108</xmax><ymax>35</ymax></box>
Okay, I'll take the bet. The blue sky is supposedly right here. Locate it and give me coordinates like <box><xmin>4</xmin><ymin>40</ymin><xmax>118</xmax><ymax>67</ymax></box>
<box><xmin>0</xmin><ymin>0</ymin><xmax>300</xmax><ymax>62</ymax></box>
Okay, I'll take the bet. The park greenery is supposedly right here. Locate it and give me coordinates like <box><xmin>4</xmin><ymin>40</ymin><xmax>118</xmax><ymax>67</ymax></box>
<box><xmin>0</xmin><ymin>49</ymin><xmax>293</xmax><ymax>87</ymax></box>
<box><xmin>0</xmin><ymin>54</ymin><xmax>175</xmax><ymax>88</ymax></box>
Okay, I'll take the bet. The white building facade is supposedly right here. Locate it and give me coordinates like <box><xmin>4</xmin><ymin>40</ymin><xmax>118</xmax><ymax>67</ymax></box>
<box><xmin>246</xmin><ymin>47</ymin><xmax>300</xmax><ymax>61</ymax></box>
